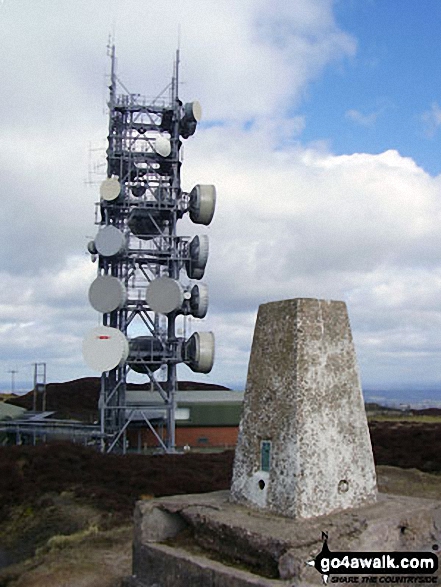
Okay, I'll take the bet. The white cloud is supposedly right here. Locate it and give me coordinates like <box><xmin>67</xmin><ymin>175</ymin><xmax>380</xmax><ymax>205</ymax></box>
<box><xmin>0</xmin><ymin>0</ymin><xmax>439</xmax><ymax>395</ymax></box>
<box><xmin>183</xmin><ymin>131</ymin><xmax>441</xmax><ymax>388</ymax></box>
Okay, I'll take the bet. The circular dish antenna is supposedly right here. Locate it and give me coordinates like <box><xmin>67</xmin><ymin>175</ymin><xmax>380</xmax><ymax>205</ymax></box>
<box><xmin>184</xmin><ymin>331</ymin><xmax>215</xmax><ymax>373</ymax></box>
<box><xmin>129</xmin><ymin>336</ymin><xmax>163</xmax><ymax>373</ymax></box>
<box><xmin>146</xmin><ymin>277</ymin><xmax>184</xmax><ymax>314</ymax></box>
<box><xmin>100</xmin><ymin>177</ymin><xmax>121</xmax><ymax>201</ymax></box>
<box><xmin>87</xmin><ymin>240</ymin><xmax>97</xmax><ymax>255</ymax></box>
<box><xmin>154</xmin><ymin>135</ymin><xmax>171</xmax><ymax>158</ymax></box>
<box><xmin>186</xmin><ymin>235</ymin><xmax>209</xmax><ymax>279</ymax></box>
<box><xmin>184</xmin><ymin>101</ymin><xmax>202</xmax><ymax>122</ymax></box>
<box><xmin>94</xmin><ymin>225</ymin><xmax>126</xmax><ymax>257</ymax></box>
<box><xmin>131</xmin><ymin>185</ymin><xmax>146</xmax><ymax>198</ymax></box>
<box><xmin>189</xmin><ymin>184</ymin><xmax>216</xmax><ymax>225</ymax></box>
<box><xmin>190</xmin><ymin>283</ymin><xmax>209</xmax><ymax>318</ymax></box>
<box><xmin>82</xmin><ymin>326</ymin><xmax>129</xmax><ymax>372</ymax></box>
<box><xmin>189</xmin><ymin>235</ymin><xmax>209</xmax><ymax>268</ymax></box>
<box><xmin>88</xmin><ymin>275</ymin><xmax>127</xmax><ymax>314</ymax></box>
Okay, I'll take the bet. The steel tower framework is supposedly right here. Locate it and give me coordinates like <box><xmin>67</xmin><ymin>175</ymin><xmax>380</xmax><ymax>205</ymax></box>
<box><xmin>84</xmin><ymin>47</ymin><xmax>215</xmax><ymax>453</ymax></box>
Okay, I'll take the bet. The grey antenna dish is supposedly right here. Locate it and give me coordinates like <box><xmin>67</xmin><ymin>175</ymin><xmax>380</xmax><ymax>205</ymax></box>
<box><xmin>146</xmin><ymin>277</ymin><xmax>184</xmax><ymax>314</ymax></box>
<box><xmin>129</xmin><ymin>336</ymin><xmax>164</xmax><ymax>373</ymax></box>
<box><xmin>100</xmin><ymin>177</ymin><xmax>121</xmax><ymax>201</ymax></box>
<box><xmin>190</xmin><ymin>283</ymin><xmax>209</xmax><ymax>318</ymax></box>
<box><xmin>154</xmin><ymin>135</ymin><xmax>172</xmax><ymax>157</ymax></box>
<box><xmin>82</xmin><ymin>326</ymin><xmax>129</xmax><ymax>372</ymax></box>
<box><xmin>87</xmin><ymin>240</ymin><xmax>98</xmax><ymax>255</ymax></box>
<box><xmin>88</xmin><ymin>275</ymin><xmax>127</xmax><ymax>313</ymax></box>
<box><xmin>189</xmin><ymin>235</ymin><xmax>209</xmax><ymax>267</ymax></box>
<box><xmin>180</xmin><ymin>101</ymin><xmax>202</xmax><ymax>138</ymax></box>
<box><xmin>131</xmin><ymin>185</ymin><xmax>146</xmax><ymax>198</ymax></box>
<box><xmin>184</xmin><ymin>331</ymin><xmax>215</xmax><ymax>373</ymax></box>
<box><xmin>185</xmin><ymin>101</ymin><xmax>202</xmax><ymax>122</ymax></box>
<box><xmin>186</xmin><ymin>235</ymin><xmax>209</xmax><ymax>279</ymax></box>
<box><xmin>94</xmin><ymin>225</ymin><xmax>126</xmax><ymax>257</ymax></box>
<box><xmin>189</xmin><ymin>185</ymin><xmax>216</xmax><ymax>225</ymax></box>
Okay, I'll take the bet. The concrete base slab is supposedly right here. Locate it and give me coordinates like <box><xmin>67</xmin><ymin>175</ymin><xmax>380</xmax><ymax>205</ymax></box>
<box><xmin>127</xmin><ymin>491</ymin><xmax>441</xmax><ymax>587</ymax></box>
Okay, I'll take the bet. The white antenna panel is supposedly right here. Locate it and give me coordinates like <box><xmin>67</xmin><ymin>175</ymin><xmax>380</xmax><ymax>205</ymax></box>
<box><xmin>94</xmin><ymin>225</ymin><xmax>126</xmax><ymax>257</ymax></box>
<box><xmin>82</xmin><ymin>326</ymin><xmax>129</xmax><ymax>372</ymax></box>
<box><xmin>88</xmin><ymin>275</ymin><xmax>127</xmax><ymax>313</ymax></box>
<box><xmin>185</xmin><ymin>331</ymin><xmax>215</xmax><ymax>373</ymax></box>
<box><xmin>146</xmin><ymin>276</ymin><xmax>184</xmax><ymax>314</ymax></box>
<box><xmin>185</xmin><ymin>101</ymin><xmax>202</xmax><ymax>122</ymax></box>
<box><xmin>189</xmin><ymin>235</ymin><xmax>209</xmax><ymax>268</ymax></box>
<box><xmin>189</xmin><ymin>184</ymin><xmax>216</xmax><ymax>225</ymax></box>
<box><xmin>100</xmin><ymin>177</ymin><xmax>121</xmax><ymax>201</ymax></box>
<box><xmin>87</xmin><ymin>240</ymin><xmax>97</xmax><ymax>255</ymax></box>
<box><xmin>154</xmin><ymin>135</ymin><xmax>171</xmax><ymax>157</ymax></box>
<box><xmin>190</xmin><ymin>283</ymin><xmax>209</xmax><ymax>318</ymax></box>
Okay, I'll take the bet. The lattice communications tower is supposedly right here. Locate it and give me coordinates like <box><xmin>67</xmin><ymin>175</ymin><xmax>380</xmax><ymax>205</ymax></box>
<box><xmin>83</xmin><ymin>46</ymin><xmax>216</xmax><ymax>453</ymax></box>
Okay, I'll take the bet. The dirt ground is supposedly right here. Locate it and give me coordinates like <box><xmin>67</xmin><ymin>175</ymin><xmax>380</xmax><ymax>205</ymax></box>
<box><xmin>0</xmin><ymin>419</ymin><xmax>440</xmax><ymax>587</ymax></box>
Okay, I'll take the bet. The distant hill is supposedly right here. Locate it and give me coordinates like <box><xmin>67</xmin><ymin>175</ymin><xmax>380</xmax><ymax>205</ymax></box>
<box><xmin>5</xmin><ymin>377</ymin><xmax>231</xmax><ymax>422</ymax></box>
<box><xmin>0</xmin><ymin>393</ymin><xmax>16</xmax><ymax>403</ymax></box>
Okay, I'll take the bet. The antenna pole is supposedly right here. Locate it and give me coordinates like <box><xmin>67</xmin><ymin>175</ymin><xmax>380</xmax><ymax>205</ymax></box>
<box><xmin>7</xmin><ymin>369</ymin><xmax>18</xmax><ymax>395</ymax></box>
<box><xmin>109</xmin><ymin>43</ymin><xmax>116</xmax><ymax>113</ymax></box>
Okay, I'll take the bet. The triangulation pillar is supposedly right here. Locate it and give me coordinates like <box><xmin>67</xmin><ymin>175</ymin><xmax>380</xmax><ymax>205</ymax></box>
<box><xmin>230</xmin><ymin>297</ymin><xmax>377</xmax><ymax>518</ymax></box>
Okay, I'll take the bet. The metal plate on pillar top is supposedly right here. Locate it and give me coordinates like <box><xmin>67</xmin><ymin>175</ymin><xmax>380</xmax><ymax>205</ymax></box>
<box><xmin>154</xmin><ymin>135</ymin><xmax>171</xmax><ymax>158</ymax></box>
<box><xmin>146</xmin><ymin>277</ymin><xmax>184</xmax><ymax>314</ymax></box>
<box><xmin>190</xmin><ymin>283</ymin><xmax>209</xmax><ymax>318</ymax></box>
<box><xmin>94</xmin><ymin>225</ymin><xmax>126</xmax><ymax>257</ymax></box>
<box><xmin>100</xmin><ymin>177</ymin><xmax>121</xmax><ymax>201</ymax></box>
<box><xmin>82</xmin><ymin>326</ymin><xmax>129</xmax><ymax>372</ymax></box>
<box><xmin>88</xmin><ymin>275</ymin><xmax>127</xmax><ymax>313</ymax></box>
<box><xmin>185</xmin><ymin>331</ymin><xmax>215</xmax><ymax>373</ymax></box>
<box><xmin>189</xmin><ymin>185</ymin><xmax>216</xmax><ymax>225</ymax></box>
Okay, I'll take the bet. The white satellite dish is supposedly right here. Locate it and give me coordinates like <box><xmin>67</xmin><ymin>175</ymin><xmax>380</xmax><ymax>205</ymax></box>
<box><xmin>189</xmin><ymin>184</ymin><xmax>216</xmax><ymax>225</ymax></box>
<box><xmin>82</xmin><ymin>326</ymin><xmax>129</xmax><ymax>372</ymax></box>
<box><xmin>87</xmin><ymin>240</ymin><xmax>97</xmax><ymax>255</ymax></box>
<box><xmin>88</xmin><ymin>275</ymin><xmax>127</xmax><ymax>313</ymax></box>
<box><xmin>189</xmin><ymin>235</ymin><xmax>209</xmax><ymax>268</ymax></box>
<box><xmin>186</xmin><ymin>235</ymin><xmax>209</xmax><ymax>279</ymax></box>
<box><xmin>146</xmin><ymin>276</ymin><xmax>184</xmax><ymax>314</ymax></box>
<box><xmin>185</xmin><ymin>101</ymin><xmax>202</xmax><ymax>122</ymax></box>
<box><xmin>190</xmin><ymin>283</ymin><xmax>209</xmax><ymax>318</ymax></box>
<box><xmin>100</xmin><ymin>177</ymin><xmax>121</xmax><ymax>201</ymax></box>
<box><xmin>94</xmin><ymin>225</ymin><xmax>126</xmax><ymax>257</ymax></box>
<box><xmin>184</xmin><ymin>331</ymin><xmax>215</xmax><ymax>373</ymax></box>
<box><xmin>154</xmin><ymin>135</ymin><xmax>171</xmax><ymax>158</ymax></box>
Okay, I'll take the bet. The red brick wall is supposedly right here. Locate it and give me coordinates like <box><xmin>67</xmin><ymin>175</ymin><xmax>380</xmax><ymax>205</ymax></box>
<box><xmin>128</xmin><ymin>426</ymin><xmax>239</xmax><ymax>450</ymax></box>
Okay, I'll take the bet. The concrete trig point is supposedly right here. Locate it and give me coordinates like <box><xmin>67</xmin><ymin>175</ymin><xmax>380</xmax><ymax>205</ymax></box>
<box><xmin>230</xmin><ymin>297</ymin><xmax>377</xmax><ymax>518</ymax></box>
<box><xmin>127</xmin><ymin>298</ymin><xmax>441</xmax><ymax>587</ymax></box>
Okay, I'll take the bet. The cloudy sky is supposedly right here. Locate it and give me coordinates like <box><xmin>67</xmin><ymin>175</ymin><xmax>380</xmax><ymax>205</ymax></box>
<box><xmin>1</xmin><ymin>0</ymin><xmax>441</xmax><ymax>401</ymax></box>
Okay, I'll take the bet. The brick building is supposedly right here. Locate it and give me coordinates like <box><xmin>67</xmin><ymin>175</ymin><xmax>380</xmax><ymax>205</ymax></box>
<box><xmin>126</xmin><ymin>389</ymin><xmax>243</xmax><ymax>451</ymax></box>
